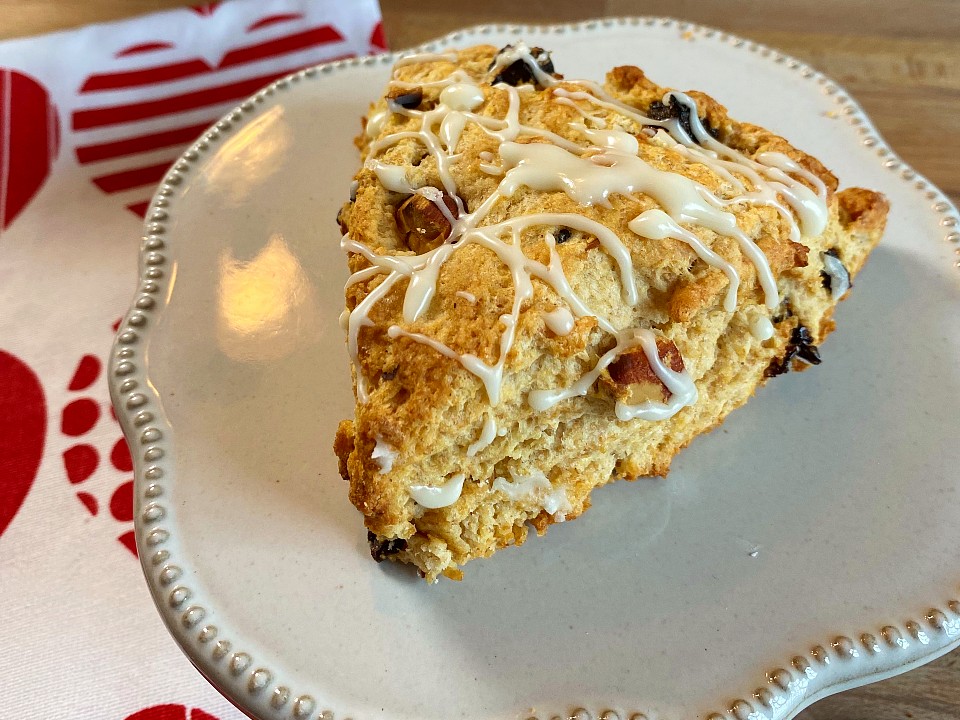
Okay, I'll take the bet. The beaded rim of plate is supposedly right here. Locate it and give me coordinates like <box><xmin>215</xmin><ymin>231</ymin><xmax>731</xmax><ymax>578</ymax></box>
<box><xmin>108</xmin><ymin>17</ymin><xmax>960</xmax><ymax>720</ymax></box>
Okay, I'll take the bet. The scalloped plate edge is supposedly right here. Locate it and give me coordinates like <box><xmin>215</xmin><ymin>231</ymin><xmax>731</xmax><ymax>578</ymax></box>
<box><xmin>109</xmin><ymin>16</ymin><xmax>960</xmax><ymax>720</ymax></box>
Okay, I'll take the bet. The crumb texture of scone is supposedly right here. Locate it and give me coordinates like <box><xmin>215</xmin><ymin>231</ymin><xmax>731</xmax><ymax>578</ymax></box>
<box><xmin>333</xmin><ymin>43</ymin><xmax>888</xmax><ymax>582</ymax></box>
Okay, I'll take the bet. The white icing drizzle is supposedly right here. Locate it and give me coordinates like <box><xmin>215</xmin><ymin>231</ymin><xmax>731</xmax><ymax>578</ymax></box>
<box><xmin>756</xmin><ymin>151</ymin><xmax>828</xmax><ymax>201</ymax></box>
<box><xmin>668</xmin><ymin>92</ymin><xmax>829</xmax><ymax>239</ymax></box>
<box><xmin>338</xmin><ymin>308</ymin><xmax>350</xmax><ymax>331</ymax></box>
<box><xmin>392</xmin><ymin>51</ymin><xmax>458</xmax><ymax>69</ymax></box>
<box><xmin>528</xmin><ymin>328</ymin><xmax>698</xmax><ymax>422</ymax></box>
<box><xmin>455</xmin><ymin>290</ymin><xmax>477</xmax><ymax>303</ymax></box>
<box><xmin>440</xmin><ymin>82</ymin><xmax>485</xmax><ymax>111</ymax></box>
<box><xmin>492</xmin><ymin>470</ymin><xmax>571</xmax><ymax>519</ymax></box>
<box><xmin>409</xmin><ymin>473</ymin><xmax>465</xmax><ymax>508</ymax></box>
<box><xmin>628</xmin><ymin>209</ymin><xmax>740</xmax><ymax>312</ymax></box>
<box><xmin>497</xmin><ymin>140</ymin><xmax>776</xmax><ymax>307</ymax></box>
<box><xmin>543</xmin><ymin>306</ymin><xmax>575</xmax><ymax>335</ymax></box>
<box><xmin>371</xmin><ymin>437</ymin><xmax>398</xmax><ymax>474</ymax></box>
<box><xmin>466</xmin><ymin>413</ymin><xmax>497</xmax><ymax>456</ymax></box>
<box><xmin>749</xmin><ymin>314</ymin><xmax>775</xmax><ymax>341</ymax></box>
<box><xmin>554</xmin><ymin>95</ymin><xmax>607</xmax><ymax>127</ymax></box>
<box><xmin>572</xmin><ymin>123</ymin><xmax>640</xmax><ymax>154</ymax></box>
<box><xmin>367</xmin><ymin>160</ymin><xmax>415</xmax><ymax>193</ymax></box>
<box><xmin>365</xmin><ymin>109</ymin><xmax>388</xmax><ymax>139</ymax></box>
<box><xmin>342</xmin><ymin>49</ymin><xmax>832</xmax><ymax>424</ymax></box>
<box><xmin>822</xmin><ymin>251</ymin><xmax>850</xmax><ymax>300</ymax></box>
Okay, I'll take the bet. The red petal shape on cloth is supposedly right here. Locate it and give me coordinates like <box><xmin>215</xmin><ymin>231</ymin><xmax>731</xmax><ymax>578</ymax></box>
<box><xmin>0</xmin><ymin>350</ymin><xmax>46</xmax><ymax>538</ymax></box>
<box><xmin>63</xmin><ymin>444</ymin><xmax>99</xmax><ymax>484</ymax></box>
<box><xmin>189</xmin><ymin>3</ymin><xmax>224</xmax><ymax>17</ymax></box>
<box><xmin>124</xmin><ymin>704</ymin><xmax>222</xmax><ymax>720</ymax></box>
<box><xmin>127</xmin><ymin>201</ymin><xmax>150</xmax><ymax>218</ymax></box>
<box><xmin>68</xmin><ymin>354</ymin><xmax>101</xmax><ymax>390</ymax></box>
<box><xmin>109</xmin><ymin>480</ymin><xmax>134</xmax><ymax>522</ymax></box>
<box><xmin>190</xmin><ymin>710</ymin><xmax>219</xmax><ymax>720</ymax></box>
<box><xmin>117</xmin><ymin>530</ymin><xmax>138</xmax><ymax>557</ymax></box>
<box><xmin>76</xmin><ymin>491</ymin><xmax>98</xmax><ymax>516</ymax></box>
<box><xmin>110</xmin><ymin>437</ymin><xmax>133</xmax><ymax>472</ymax></box>
<box><xmin>61</xmin><ymin>398</ymin><xmax>99</xmax><ymax>436</ymax></box>
<box><xmin>0</xmin><ymin>69</ymin><xmax>60</xmax><ymax>232</ymax></box>
<box><xmin>369</xmin><ymin>21</ymin><xmax>388</xmax><ymax>51</ymax></box>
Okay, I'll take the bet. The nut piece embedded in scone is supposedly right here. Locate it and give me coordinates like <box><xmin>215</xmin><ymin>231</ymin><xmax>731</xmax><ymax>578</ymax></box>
<box><xmin>333</xmin><ymin>42</ymin><xmax>888</xmax><ymax>583</ymax></box>
<box><xmin>395</xmin><ymin>191</ymin><xmax>457</xmax><ymax>254</ymax></box>
<box><xmin>600</xmin><ymin>339</ymin><xmax>684</xmax><ymax>405</ymax></box>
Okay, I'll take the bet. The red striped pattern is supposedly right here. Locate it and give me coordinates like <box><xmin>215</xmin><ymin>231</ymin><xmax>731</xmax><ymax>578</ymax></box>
<box><xmin>74</xmin><ymin>14</ymin><xmax>365</xmax><ymax>219</ymax></box>
<box><xmin>247</xmin><ymin>13</ymin><xmax>304</xmax><ymax>32</ymax></box>
<box><xmin>72</xmin><ymin>67</ymin><xmax>300</xmax><ymax>130</ymax></box>
<box><xmin>80</xmin><ymin>25</ymin><xmax>342</xmax><ymax>94</ymax></box>
<box><xmin>75</xmin><ymin>122</ymin><xmax>211</xmax><ymax>164</ymax></box>
<box><xmin>81</xmin><ymin>59</ymin><xmax>211</xmax><ymax>93</ymax></box>
<box><xmin>115</xmin><ymin>42</ymin><xmax>174</xmax><ymax>58</ymax></box>
<box><xmin>91</xmin><ymin>161</ymin><xmax>173</xmax><ymax>193</ymax></box>
<box><xmin>126</xmin><ymin>201</ymin><xmax>151</xmax><ymax>217</ymax></box>
<box><xmin>220</xmin><ymin>26</ymin><xmax>343</xmax><ymax>67</ymax></box>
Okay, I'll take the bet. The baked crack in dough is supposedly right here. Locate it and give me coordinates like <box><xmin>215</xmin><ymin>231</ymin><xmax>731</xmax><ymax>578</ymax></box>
<box><xmin>333</xmin><ymin>44</ymin><xmax>888</xmax><ymax>582</ymax></box>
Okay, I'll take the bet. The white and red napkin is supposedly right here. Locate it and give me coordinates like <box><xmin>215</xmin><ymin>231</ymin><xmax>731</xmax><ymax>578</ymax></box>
<box><xmin>0</xmin><ymin>2</ymin><xmax>383</xmax><ymax>717</ymax></box>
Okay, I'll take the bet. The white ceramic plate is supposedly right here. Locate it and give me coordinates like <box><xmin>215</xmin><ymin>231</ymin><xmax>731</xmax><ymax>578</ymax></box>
<box><xmin>111</xmin><ymin>18</ymin><xmax>960</xmax><ymax>720</ymax></box>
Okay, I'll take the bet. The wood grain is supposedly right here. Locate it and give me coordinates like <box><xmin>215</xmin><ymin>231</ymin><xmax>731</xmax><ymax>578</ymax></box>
<box><xmin>1</xmin><ymin>1</ymin><xmax>957</xmax><ymax>717</ymax></box>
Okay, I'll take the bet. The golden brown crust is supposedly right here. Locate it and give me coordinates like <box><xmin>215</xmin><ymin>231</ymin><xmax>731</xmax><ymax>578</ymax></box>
<box><xmin>335</xmin><ymin>46</ymin><xmax>888</xmax><ymax>582</ymax></box>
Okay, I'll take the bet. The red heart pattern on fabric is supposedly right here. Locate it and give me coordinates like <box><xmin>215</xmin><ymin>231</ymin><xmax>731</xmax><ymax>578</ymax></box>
<box><xmin>0</xmin><ymin>3</ymin><xmax>384</xmax><ymax>716</ymax></box>
<box><xmin>0</xmin><ymin>69</ymin><xmax>60</xmax><ymax>233</ymax></box>
<box><xmin>59</xmin><ymin>320</ymin><xmax>138</xmax><ymax>555</ymax></box>
<box><xmin>72</xmin><ymin>12</ymin><xmax>356</xmax><ymax>218</ymax></box>
<box><xmin>0</xmin><ymin>350</ymin><xmax>46</xmax><ymax>539</ymax></box>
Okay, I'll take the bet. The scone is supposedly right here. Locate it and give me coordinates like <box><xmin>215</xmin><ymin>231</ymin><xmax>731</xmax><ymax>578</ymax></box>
<box><xmin>333</xmin><ymin>43</ymin><xmax>888</xmax><ymax>582</ymax></box>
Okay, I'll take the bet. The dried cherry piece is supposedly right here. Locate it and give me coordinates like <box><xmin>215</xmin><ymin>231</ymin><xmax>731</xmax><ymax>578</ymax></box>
<box><xmin>489</xmin><ymin>45</ymin><xmax>554</xmax><ymax>87</ymax></box>
<box><xmin>820</xmin><ymin>247</ymin><xmax>850</xmax><ymax>295</ymax></box>
<box><xmin>764</xmin><ymin>323</ymin><xmax>821</xmax><ymax>378</ymax></box>
<box><xmin>387</xmin><ymin>86</ymin><xmax>423</xmax><ymax>110</ymax></box>
<box><xmin>646</xmin><ymin>96</ymin><xmax>719</xmax><ymax>144</ymax></box>
<box><xmin>368</xmin><ymin>531</ymin><xmax>407</xmax><ymax>562</ymax></box>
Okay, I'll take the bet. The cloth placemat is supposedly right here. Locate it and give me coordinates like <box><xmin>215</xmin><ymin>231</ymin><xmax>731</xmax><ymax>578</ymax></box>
<box><xmin>0</xmin><ymin>2</ymin><xmax>383</xmax><ymax>717</ymax></box>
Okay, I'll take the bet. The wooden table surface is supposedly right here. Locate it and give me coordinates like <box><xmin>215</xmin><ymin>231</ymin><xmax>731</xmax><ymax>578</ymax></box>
<box><xmin>2</xmin><ymin>1</ymin><xmax>957</xmax><ymax>718</ymax></box>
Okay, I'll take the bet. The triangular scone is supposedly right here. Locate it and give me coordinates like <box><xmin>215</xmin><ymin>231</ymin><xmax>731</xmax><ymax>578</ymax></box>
<box><xmin>334</xmin><ymin>44</ymin><xmax>888</xmax><ymax>582</ymax></box>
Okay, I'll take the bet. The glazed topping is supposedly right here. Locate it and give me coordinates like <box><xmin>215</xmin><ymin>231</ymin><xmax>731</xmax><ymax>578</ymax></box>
<box><xmin>627</xmin><ymin>209</ymin><xmax>740</xmax><ymax>312</ymax></box>
<box><xmin>440</xmin><ymin>82</ymin><xmax>485</xmax><ymax>111</ymax></box>
<box><xmin>543</xmin><ymin>306</ymin><xmax>575</xmax><ymax>336</ymax></box>
<box><xmin>371</xmin><ymin>437</ymin><xmax>398</xmax><ymax>474</ymax></box>
<box><xmin>492</xmin><ymin>470</ymin><xmax>571</xmax><ymax>519</ymax></box>
<box><xmin>749</xmin><ymin>313</ymin><xmax>775</xmax><ymax>341</ymax></box>
<box><xmin>409</xmin><ymin>474</ymin><xmax>465</xmax><ymax>508</ymax></box>
<box><xmin>342</xmin><ymin>44</ymin><xmax>831</xmax><ymax>457</ymax></box>
<box><xmin>466</xmin><ymin>413</ymin><xmax>498</xmax><ymax>456</ymax></box>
